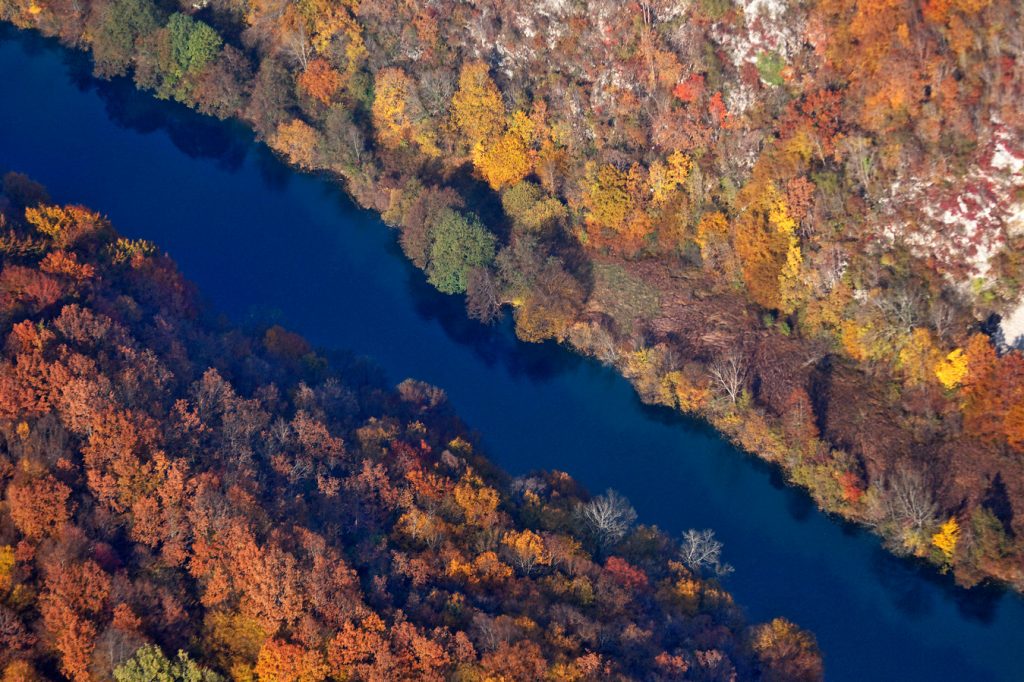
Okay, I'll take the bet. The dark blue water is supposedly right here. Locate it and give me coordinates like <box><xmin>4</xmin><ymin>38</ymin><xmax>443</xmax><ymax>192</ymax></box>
<box><xmin>2</xmin><ymin>25</ymin><xmax>1022</xmax><ymax>680</ymax></box>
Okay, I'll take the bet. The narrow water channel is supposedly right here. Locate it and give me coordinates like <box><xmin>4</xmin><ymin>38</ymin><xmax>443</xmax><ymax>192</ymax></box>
<box><xmin>1</xmin><ymin>25</ymin><xmax>1021</xmax><ymax>680</ymax></box>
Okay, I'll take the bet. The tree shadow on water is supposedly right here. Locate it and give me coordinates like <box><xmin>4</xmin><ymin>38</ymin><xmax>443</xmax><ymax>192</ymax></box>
<box><xmin>870</xmin><ymin>542</ymin><xmax>1005</xmax><ymax>625</ymax></box>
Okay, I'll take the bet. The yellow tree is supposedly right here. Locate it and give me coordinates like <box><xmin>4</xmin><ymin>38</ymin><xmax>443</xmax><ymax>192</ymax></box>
<box><xmin>648</xmin><ymin>151</ymin><xmax>692</xmax><ymax>205</ymax></box>
<box><xmin>897</xmin><ymin>328</ymin><xmax>941</xmax><ymax>387</ymax></box>
<box><xmin>371</xmin><ymin>68</ymin><xmax>439</xmax><ymax>156</ymax></box>
<box><xmin>771</xmin><ymin>195</ymin><xmax>805</xmax><ymax>314</ymax></box>
<box><xmin>451</xmin><ymin>61</ymin><xmax>505</xmax><ymax>148</ymax></box>
<box><xmin>582</xmin><ymin>163</ymin><xmax>633</xmax><ymax>234</ymax></box>
<box><xmin>473</xmin><ymin>111</ymin><xmax>535</xmax><ymax>190</ymax></box>
<box><xmin>293</xmin><ymin>0</ymin><xmax>365</xmax><ymax>76</ymax></box>
<box><xmin>271</xmin><ymin>119</ymin><xmax>320</xmax><ymax>169</ymax></box>
<box><xmin>695</xmin><ymin>211</ymin><xmax>732</xmax><ymax>273</ymax></box>
<box><xmin>934</xmin><ymin>348</ymin><xmax>968</xmax><ymax>389</ymax></box>
<box><xmin>931</xmin><ymin>517</ymin><xmax>960</xmax><ymax>562</ymax></box>
<box><xmin>453</xmin><ymin>471</ymin><xmax>500</xmax><ymax>527</ymax></box>
<box><xmin>733</xmin><ymin>185</ymin><xmax>800</xmax><ymax>311</ymax></box>
<box><xmin>501</xmin><ymin>529</ymin><xmax>550</xmax><ymax>575</ymax></box>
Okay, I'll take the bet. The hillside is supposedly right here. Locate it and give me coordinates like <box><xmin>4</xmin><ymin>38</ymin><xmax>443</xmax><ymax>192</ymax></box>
<box><xmin>0</xmin><ymin>174</ymin><xmax>821</xmax><ymax>680</ymax></box>
<box><xmin>2</xmin><ymin>0</ymin><xmax>1023</xmax><ymax>587</ymax></box>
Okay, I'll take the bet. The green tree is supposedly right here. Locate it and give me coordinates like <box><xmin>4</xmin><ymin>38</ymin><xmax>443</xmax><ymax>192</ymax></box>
<box><xmin>166</xmin><ymin>13</ymin><xmax>221</xmax><ymax>78</ymax></box>
<box><xmin>89</xmin><ymin>0</ymin><xmax>159</xmax><ymax>77</ymax></box>
<box><xmin>114</xmin><ymin>644</ymin><xmax>223</xmax><ymax>682</ymax></box>
<box><xmin>428</xmin><ymin>209</ymin><xmax>496</xmax><ymax>294</ymax></box>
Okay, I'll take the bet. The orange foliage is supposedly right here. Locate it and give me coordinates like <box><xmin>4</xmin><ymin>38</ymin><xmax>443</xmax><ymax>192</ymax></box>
<box><xmin>962</xmin><ymin>334</ymin><xmax>1024</xmax><ymax>450</ymax></box>
<box><xmin>271</xmin><ymin>119</ymin><xmax>320</xmax><ymax>169</ymax></box>
<box><xmin>255</xmin><ymin>639</ymin><xmax>328</xmax><ymax>682</ymax></box>
<box><xmin>7</xmin><ymin>475</ymin><xmax>73</xmax><ymax>539</ymax></box>
<box><xmin>297</xmin><ymin>58</ymin><xmax>342</xmax><ymax>105</ymax></box>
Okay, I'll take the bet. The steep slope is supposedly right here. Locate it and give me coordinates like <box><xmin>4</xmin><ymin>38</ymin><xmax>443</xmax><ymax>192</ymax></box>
<box><xmin>0</xmin><ymin>175</ymin><xmax>820</xmax><ymax>680</ymax></box>
<box><xmin>2</xmin><ymin>0</ymin><xmax>1023</xmax><ymax>587</ymax></box>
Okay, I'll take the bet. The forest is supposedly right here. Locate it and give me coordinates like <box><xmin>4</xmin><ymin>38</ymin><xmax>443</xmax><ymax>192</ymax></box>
<box><xmin>1</xmin><ymin>0</ymin><xmax>1023</xmax><ymax>589</ymax></box>
<box><xmin>0</xmin><ymin>173</ymin><xmax>822</xmax><ymax>680</ymax></box>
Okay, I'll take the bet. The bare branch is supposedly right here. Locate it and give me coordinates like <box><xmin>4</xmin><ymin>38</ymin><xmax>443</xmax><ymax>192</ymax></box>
<box><xmin>576</xmin><ymin>489</ymin><xmax>638</xmax><ymax>551</ymax></box>
<box><xmin>708</xmin><ymin>351</ymin><xmax>747</xmax><ymax>405</ymax></box>
<box><xmin>679</xmin><ymin>528</ymin><xmax>733</xmax><ymax>577</ymax></box>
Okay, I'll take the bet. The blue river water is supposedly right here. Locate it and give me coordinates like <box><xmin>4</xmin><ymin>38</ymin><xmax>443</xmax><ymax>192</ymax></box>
<box><xmin>1</xmin><ymin>24</ymin><xmax>1022</xmax><ymax>680</ymax></box>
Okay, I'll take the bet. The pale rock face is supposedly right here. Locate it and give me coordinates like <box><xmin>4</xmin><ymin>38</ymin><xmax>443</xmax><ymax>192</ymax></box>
<box><xmin>709</xmin><ymin>0</ymin><xmax>803</xmax><ymax>104</ymax></box>
<box><xmin>883</xmin><ymin>123</ymin><xmax>1024</xmax><ymax>290</ymax></box>
<box><xmin>1000</xmin><ymin>299</ymin><xmax>1024</xmax><ymax>349</ymax></box>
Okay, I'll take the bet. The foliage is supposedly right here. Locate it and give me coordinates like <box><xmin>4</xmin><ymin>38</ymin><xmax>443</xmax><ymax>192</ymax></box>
<box><xmin>89</xmin><ymin>0</ymin><xmax>158</xmax><ymax>76</ymax></box>
<box><xmin>450</xmin><ymin>61</ymin><xmax>504</xmax><ymax>147</ymax></box>
<box><xmin>0</xmin><ymin>180</ymin><xmax>819</xmax><ymax>680</ymax></box>
<box><xmin>931</xmin><ymin>517</ymin><xmax>960</xmax><ymax>562</ymax></box>
<box><xmin>166</xmin><ymin>13</ymin><xmax>220</xmax><ymax>79</ymax></box>
<box><xmin>935</xmin><ymin>348</ymin><xmax>969</xmax><ymax>389</ymax></box>
<box><xmin>427</xmin><ymin>209</ymin><xmax>495</xmax><ymax>294</ymax></box>
<box><xmin>114</xmin><ymin>645</ymin><xmax>223</xmax><ymax>682</ymax></box>
<box><xmin>8</xmin><ymin>0</ymin><xmax>1024</xmax><ymax>589</ymax></box>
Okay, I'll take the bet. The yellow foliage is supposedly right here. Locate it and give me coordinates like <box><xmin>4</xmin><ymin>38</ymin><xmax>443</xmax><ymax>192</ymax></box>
<box><xmin>397</xmin><ymin>509</ymin><xmax>448</xmax><ymax>545</ymax></box>
<box><xmin>473</xmin><ymin>551</ymin><xmax>513</xmax><ymax>582</ymax></box>
<box><xmin>897</xmin><ymin>328</ymin><xmax>940</xmax><ymax>386</ymax></box>
<box><xmin>660</xmin><ymin>371</ymin><xmax>710</xmax><ymax>413</ymax></box>
<box><xmin>109</xmin><ymin>237</ymin><xmax>158</xmax><ymax>265</ymax></box>
<box><xmin>451</xmin><ymin>61</ymin><xmax>505</xmax><ymax>147</ymax></box>
<box><xmin>673</xmin><ymin>576</ymin><xmax>701</xmax><ymax>615</ymax></box>
<box><xmin>732</xmin><ymin>185</ymin><xmax>799</xmax><ymax>310</ymax></box>
<box><xmin>453</xmin><ymin>471</ymin><xmax>500</xmax><ymax>526</ymax></box>
<box><xmin>582</xmin><ymin>163</ymin><xmax>633</xmax><ymax>232</ymax></box>
<box><xmin>271</xmin><ymin>119</ymin><xmax>319</xmax><ymax>169</ymax></box>
<box><xmin>800</xmin><ymin>283</ymin><xmax>853</xmax><ymax>335</ymax></box>
<box><xmin>25</xmin><ymin>204</ymin><xmax>103</xmax><ymax>247</ymax></box>
<box><xmin>25</xmin><ymin>204</ymin><xmax>75</xmax><ymax>239</ymax></box>
<box><xmin>770</xmin><ymin>195</ymin><xmax>804</xmax><ymax>314</ymax></box>
<box><xmin>3</xmin><ymin>661</ymin><xmax>41</xmax><ymax>682</ymax></box>
<box><xmin>648</xmin><ymin>151</ymin><xmax>692</xmax><ymax>204</ymax></box>
<box><xmin>0</xmin><ymin>545</ymin><xmax>14</xmax><ymax>592</ymax></box>
<box><xmin>372</xmin><ymin>68</ymin><xmax>439</xmax><ymax>156</ymax></box>
<box><xmin>931</xmin><ymin>517</ymin><xmax>960</xmax><ymax>561</ymax></box>
<box><xmin>838</xmin><ymin>317</ymin><xmax>895</xmax><ymax>364</ymax></box>
<box><xmin>445</xmin><ymin>556</ymin><xmax>475</xmax><ymax>582</ymax></box>
<box><xmin>501</xmin><ymin>529</ymin><xmax>550</xmax><ymax>572</ymax></box>
<box><xmin>695</xmin><ymin>211</ymin><xmax>729</xmax><ymax>259</ymax></box>
<box><xmin>839</xmin><ymin>320</ymin><xmax>868</xmax><ymax>362</ymax></box>
<box><xmin>935</xmin><ymin>348</ymin><xmax>969</xmax><ymax>389</ymax></box>
<box><xmin>292</xmin><ymin>0</ymin><xmax>365</xmax><ymax>73</ymax></box>
<box><xmin>204</xmin><ymin>610</ymin><xmax>270</xmax><ymax>677</ymax></box>
<box><xmin>472</xmin><ymin>112</ymin><xmax>535</xmax><ymax>189</ymax></box>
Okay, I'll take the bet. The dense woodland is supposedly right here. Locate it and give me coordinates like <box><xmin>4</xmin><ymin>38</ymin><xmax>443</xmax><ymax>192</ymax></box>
<box><xmin>0</xmin><ymin>174</ymin><xmax>823</xmax><ymax>680</ymax></box>
<box><xmin>2</xmin><ymin>0</ymin><xmax>1024</xmax><ymax>588</ymax></box>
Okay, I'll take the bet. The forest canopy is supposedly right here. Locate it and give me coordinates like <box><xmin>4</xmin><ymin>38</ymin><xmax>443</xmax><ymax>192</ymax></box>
<box><xmin>0</xmin><ymin>173</ymin><xmax>822</xmax><ymax>680</ymax></box>
<box><xmin>3</xmin><ymin>0</ymin><xmax>1023</xmax><ymax>588</ymax></box>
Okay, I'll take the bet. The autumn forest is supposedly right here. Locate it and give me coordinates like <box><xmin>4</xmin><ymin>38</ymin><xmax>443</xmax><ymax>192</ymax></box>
<box><xmin>0</xmin><ymin>0</ymin><xmax>1023</xmax><ymax>678</ymax></box>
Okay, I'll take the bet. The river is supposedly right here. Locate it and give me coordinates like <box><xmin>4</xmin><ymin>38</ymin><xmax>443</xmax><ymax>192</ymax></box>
<box><xmin>1</xmin><ymin>24</ymin><xmax>1021</xmax><ymax>681</ymax></box>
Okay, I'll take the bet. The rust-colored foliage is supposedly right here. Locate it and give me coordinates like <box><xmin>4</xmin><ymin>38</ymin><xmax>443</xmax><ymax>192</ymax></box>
<box><xmin>0</xmin><ymin>181</ymin><xmax>821</xmax><ymax>680</ymax></box>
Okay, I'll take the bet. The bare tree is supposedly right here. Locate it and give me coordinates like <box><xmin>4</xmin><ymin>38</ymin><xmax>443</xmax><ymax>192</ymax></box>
<box><xmin>466</xmin><ymin>267</ymin><xmax>503</xmax><ymax>323</ymax></box>
<box><xmin>281</xmin><ymin>23</ymin><xmax>312</xmax><ymax>69</ymax></box>
<box><xmin>881</xmin><ymin>467</ymin><xmax>938</xmax><ymax>534</ymax></box>
<box><xmin>873</xmin><ymin>286</ymin><xmax>923</xmax><ymax>334</ymax></box>
<box><xmin>576</xmin><ymin>489</ymin><xmax>638</xmax><ymax>551</ymax></box>
<box><xmin>708</xmin><ymin>351</ymin><xmax>747</xmax><ymax>405</ymax></box>
<box><xmin>679</xmin><ymin>529</ymin><xmax>733</xmax><ymax>577</ymax></box>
